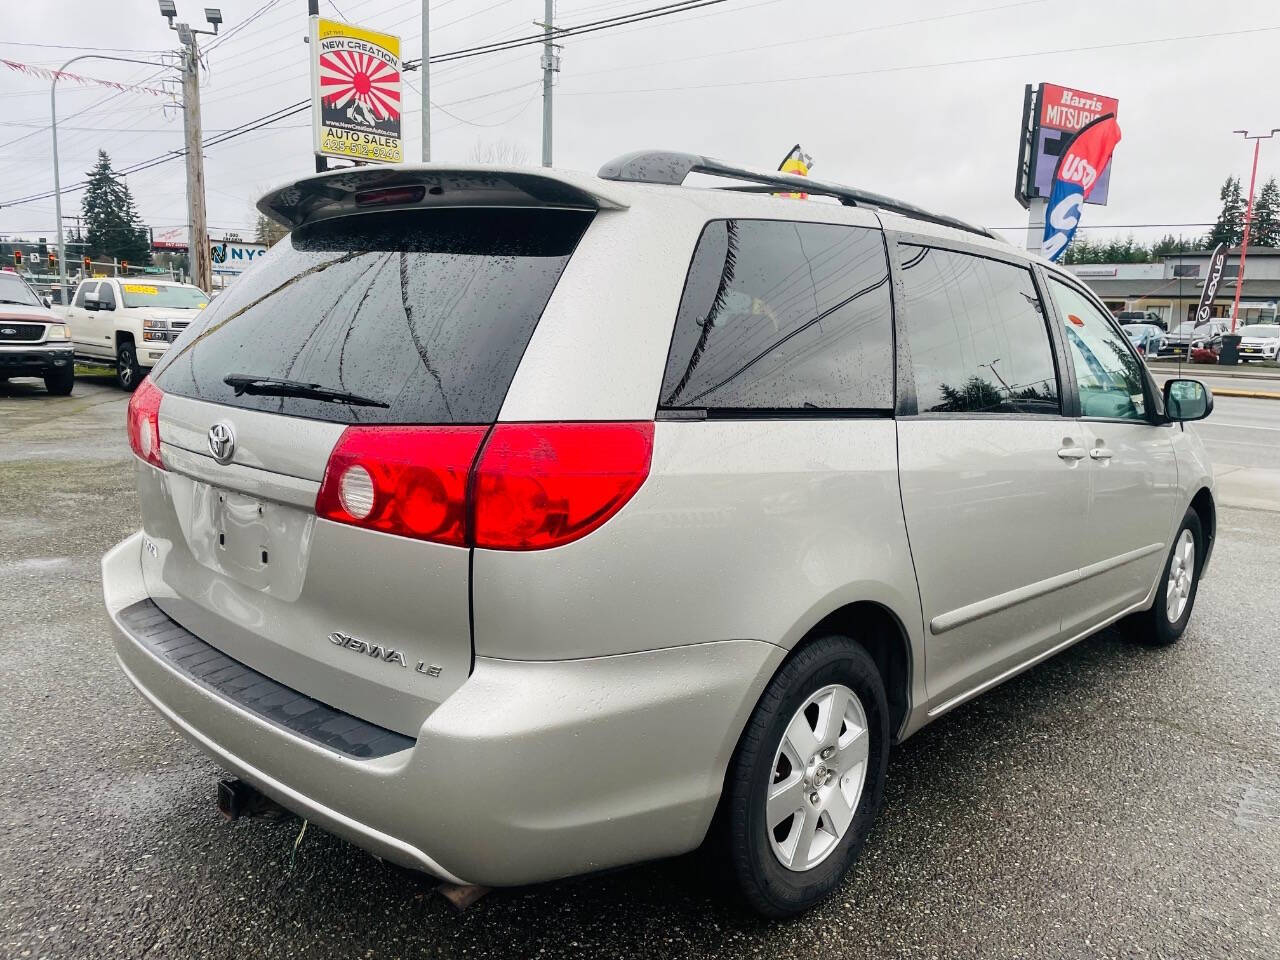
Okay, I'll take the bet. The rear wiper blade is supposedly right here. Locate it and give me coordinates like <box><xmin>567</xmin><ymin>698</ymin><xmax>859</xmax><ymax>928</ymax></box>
<box><xmin>223</xmin><ymin>374</ymin><xmax>390</xmax><ymax>408</ymax></box>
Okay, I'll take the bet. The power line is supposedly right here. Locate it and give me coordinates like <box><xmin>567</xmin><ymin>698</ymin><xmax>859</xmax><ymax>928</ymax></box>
<box><xmin>562</xmin><ymin>23</ymin><xmax>1280</xmax><ymax>96</ymax></box>
<box><xmin>567</xmin><ymin>0</ymin><xmax>1050</xmax><ymax>81</ymax></box>
<box><xmin>0</xmin><ymin>41</ymin><xmax>168</xmax><ymax>53</ymax></box>
<box><xmin>406</xmin><ymin>0</ymin><xmax>727</xmax><ymax>67</ymax></box>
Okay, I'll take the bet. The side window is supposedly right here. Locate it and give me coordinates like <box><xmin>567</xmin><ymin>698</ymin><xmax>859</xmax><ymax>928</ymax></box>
<box><xmin>1047</xmin><ymin>278</ymin><xmax>1147</xmax><ymax>421</ymax></box>
<box><xmin>660</xmin><ymin>219</ymin><xmax>893</xmax><ymax>410</ymax></box>
<box><xmin>73</xmin><ymin>282</ymin><xmax>95</xmax><ymax>308</ymax></box>
<box><xmin>97</xmin><ymin>282</ymin><xmax>116</xmax><ymax>309</ymax></box>
<box><xmin>899</xmin><ymin>245</ymin><xmax>1060</xmax><ymax>415</ymax></box>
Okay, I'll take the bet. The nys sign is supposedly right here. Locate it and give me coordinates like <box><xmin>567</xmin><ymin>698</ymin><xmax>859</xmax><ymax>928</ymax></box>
<box><xmin>210</xmin><ymin>240</ymin><xmax>267</xmax><ymax>276</ymax></box>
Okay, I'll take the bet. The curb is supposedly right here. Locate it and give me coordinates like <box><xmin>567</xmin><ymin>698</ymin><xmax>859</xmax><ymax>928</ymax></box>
<box><xmin>1210</xmin><ymin>388</ymin><xmax>1280</xmax><ymax>400</ymax></box>
<box><xmin>1148</xmin><ymin>364</ymin><xmax>1280</xmax><ymax>382</ymax></box>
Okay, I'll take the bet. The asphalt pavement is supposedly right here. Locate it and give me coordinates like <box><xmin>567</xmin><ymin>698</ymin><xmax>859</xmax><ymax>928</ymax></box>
<box><xmin>2</xmin><ymin>377</ymin><xmax>1278</xmax><ymax>960</ymax></box>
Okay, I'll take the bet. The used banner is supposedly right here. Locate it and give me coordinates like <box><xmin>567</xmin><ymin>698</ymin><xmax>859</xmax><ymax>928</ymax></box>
<box><xmin>309</xmin><ymin>16</ymin><xmax>403</xmax><ymax>164</ymax></box>
<box><xmin>1042</xmin><ymin>113</ymin><xmax>1122</xmax><ymax>262</ymax></box>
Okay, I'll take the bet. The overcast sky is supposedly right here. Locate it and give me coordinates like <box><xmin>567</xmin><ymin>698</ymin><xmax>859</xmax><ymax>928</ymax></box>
<box><xmin>1</xmin><ymin>0</ymin><xmax>1277</xmax><ymax>248</ymax></box>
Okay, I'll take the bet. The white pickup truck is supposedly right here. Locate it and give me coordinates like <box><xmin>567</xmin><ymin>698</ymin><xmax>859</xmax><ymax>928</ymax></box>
<box><xmin>60</xmin><ymin>277</ymin><xmax>208</xmax><ymax>390</ymax></box>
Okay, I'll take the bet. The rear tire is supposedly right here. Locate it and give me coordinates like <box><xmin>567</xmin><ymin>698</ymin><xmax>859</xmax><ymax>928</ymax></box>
<box><xmin>44</xmin><ymin>365</ymin><xmax>74</xmax><ymax>396</ymax></box>
<box><xmin>723</xmin><ymin>634</ymin><xmax>889</xmax><ymax>917</ymax></box>
<box><xmin>116</xmin><ymin>339</ymin><xmax>142</xmax><ymax>392</ymax></box>
<box><xmin>1130</xmin><ymin>508</ymin><xmax>1203</xmax><ymax>646</ymax></box>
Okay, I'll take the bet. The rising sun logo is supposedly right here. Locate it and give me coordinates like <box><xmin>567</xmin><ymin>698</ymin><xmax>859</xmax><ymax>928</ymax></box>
<box><xmin>318</xmin><ymin>50</ymin><xmax>401</xmax><ymax>125</ymax></box>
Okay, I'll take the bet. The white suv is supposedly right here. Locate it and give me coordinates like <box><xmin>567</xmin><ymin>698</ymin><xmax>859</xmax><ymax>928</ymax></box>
<box><xmin>102</xmin><ymin>154</ymin><xmax>1216</xmax><ymax>916</ymax></box>
<box><xmin>62</xmin><ymin>277</ymin><xmax>208</xmax><ymax>389</ymax></box>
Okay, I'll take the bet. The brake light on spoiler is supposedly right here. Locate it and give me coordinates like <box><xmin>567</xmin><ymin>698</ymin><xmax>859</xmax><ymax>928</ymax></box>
<box><xmin>316</xmin><ymin>422</ymin><xmax>654</xmax><ymax>550</ymax></box>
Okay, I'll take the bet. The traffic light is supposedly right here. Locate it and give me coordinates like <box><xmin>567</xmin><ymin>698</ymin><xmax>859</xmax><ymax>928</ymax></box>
<box><xmin>82</xmin><ymin>255</ymin><xmax>91</xmax><ymax>273</ymax></box>
<box><xmin>121</xmin><ymin>260</ymin><xmax>129</xmax><ymax>273</ymax></box>
<box><xmin>12</xmin><ymin>251</ymin><xmax>22</xmax><ymax>267</ymax></box>
<box><xmin>48</xmin><ymin>249</ymin><xmax>57</xmax><ymax>267</ymax></box>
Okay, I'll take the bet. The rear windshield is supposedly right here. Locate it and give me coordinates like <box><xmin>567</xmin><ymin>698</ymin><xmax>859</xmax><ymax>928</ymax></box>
<box><xmin>121</xmin><ymin>282</ymin><xmax>208</xmax><ymax>309</ymax></box>
<box><xmin>152</xmin><ymin>208</ymin><xmax>591</xmax><ymax>424</ymax></box>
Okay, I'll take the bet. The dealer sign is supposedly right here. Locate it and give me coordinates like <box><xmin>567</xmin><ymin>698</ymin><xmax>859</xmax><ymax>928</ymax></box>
<box><xmin>309</xmin><ymin>16</ymin><xmax>403</xmax><ymax>164</ymax></box>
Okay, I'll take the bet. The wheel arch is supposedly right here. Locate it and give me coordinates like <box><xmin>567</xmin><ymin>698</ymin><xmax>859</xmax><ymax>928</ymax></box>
<box><xmin>1189</xmin><ymin>486</ymin><xmax>1216</xmax><ymax>571</ymax></box>
<box><xmin>798</xmin><ymin>600</ymin><xmax>914</xmax><ymax>743</ymax></box>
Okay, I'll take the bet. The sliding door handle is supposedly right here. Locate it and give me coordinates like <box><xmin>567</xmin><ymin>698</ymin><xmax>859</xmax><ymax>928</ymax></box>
<box><xmin>1090</xmin><ymin>447</ymin><xmax>1114</xmax><ymax>460</ymax></box>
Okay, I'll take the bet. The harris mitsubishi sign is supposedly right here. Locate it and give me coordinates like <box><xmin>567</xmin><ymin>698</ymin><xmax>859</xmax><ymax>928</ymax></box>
<box><xmin>1015</xmin><ymin>82</ymin><xmax>1120</xmax><ymax>209</ymax></box>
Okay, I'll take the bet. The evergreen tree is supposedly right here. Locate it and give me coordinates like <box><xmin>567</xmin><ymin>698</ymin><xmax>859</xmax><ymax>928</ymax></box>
<box><xmin>1248</xmin><ymin>177</ymin><xmax>1280</xmax><ymax>249</ymax></box>
<box><xmin>80</xmin><ymin>150</ymin><xmax>151</xmax><ymax>265</ymax></box>
<box><xmin>1206</xmin><ymin>176</ymin><xmax>1244</xmax><ymax>248</ymax></box>
<box><xmin>1150</xmin><ymin>234</ymin><xmax>1186</xmax><ymax>259</ymax></box>
<box><xmin>254</xmin><ymin>213</ymin><xmax>289</xmax><ymax>248</ymax></box>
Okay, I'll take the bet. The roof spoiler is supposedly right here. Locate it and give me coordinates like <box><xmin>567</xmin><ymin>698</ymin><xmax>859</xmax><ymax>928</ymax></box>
<box><xmin>597</xmin><ymin>150</ymin><xmax>999</xmax><ymax>241</ymax></box>
<box><xmin>257</xmin><ymin>164</ymin><xmax>630</xmax><ymax>230</ymax></box>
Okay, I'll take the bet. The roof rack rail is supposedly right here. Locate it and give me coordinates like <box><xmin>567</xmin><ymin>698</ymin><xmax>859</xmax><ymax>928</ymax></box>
<box><xmin>597</xmin><ymin>150</ymin><xmax>999</xmax><ymax>242</ymax></box>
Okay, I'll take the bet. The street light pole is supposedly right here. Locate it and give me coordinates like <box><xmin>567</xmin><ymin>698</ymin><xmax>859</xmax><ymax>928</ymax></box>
<box><xmin>1228</xmin><ymin>128</ymin><xmax>1280</xmax><ymax>333</ymax></box>
<box><xmin>421</xmin><ymin>0</ymin><xmax>430</xmax><ymax>161</ymax></box>
<box><xmin>49</xmin><ymin>54</ymin><xmax>169</xmax><ymax>302</ymax></box>
<box><xmin>540</xmin><ymin>0</ymin><xmax>558</xmax><ymax>167</ymax></box>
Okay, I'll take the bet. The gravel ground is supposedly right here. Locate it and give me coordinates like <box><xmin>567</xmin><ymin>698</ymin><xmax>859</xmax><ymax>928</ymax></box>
<box><xmin>1</xmin><ymin>378</ymin><xmax>1277</xmax><ymax>960</ymax></box>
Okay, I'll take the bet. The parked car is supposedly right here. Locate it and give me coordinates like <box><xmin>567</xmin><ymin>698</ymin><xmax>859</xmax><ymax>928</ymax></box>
<box><xmin>1160</xmin><ymin>318</ymin><xmax>1229</xmax><ymax>359</ymax></box>
<box><xmin>1117</xmin><ymin>309</ymin><xmax>1167</xmax><ymax>331</ymax></box>
<box><xmin>101</xmin><ymin>154</ymin><xmax>1217</xmax><ymax>918</ymax></box>
<box><xmin>60</xmin><ymin>277</ymin><xmax>208</xmax><ymax>390</ymax></box>
<box><xmin>1236</xmin><ymin>323</ymin><xmax>1280</xmax><ymax>362</ymax></box>
<box><xmin>1122</xmin><ymin>321</ymin><xmax>1165</xmax><ymax>357</ymax></box>
<box><xmin>0</xmin><ymin>269</ymin><xmax>75</xmax><ymax>394</ymax></box>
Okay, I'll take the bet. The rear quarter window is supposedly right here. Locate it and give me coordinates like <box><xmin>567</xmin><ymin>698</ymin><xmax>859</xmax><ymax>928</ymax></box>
<box><xmin>660</xmin><ymin>218</ymin><xmax>893</xmax><ymax>411</ymax></box>
<box><xmin>153</xmin><ymin>208</ymin><xmax>592</xmax><ymax>424</ymax></box>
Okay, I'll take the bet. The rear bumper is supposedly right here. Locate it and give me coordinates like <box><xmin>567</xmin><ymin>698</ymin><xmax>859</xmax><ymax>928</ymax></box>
<box><xmin>0</xmin><ymin>342</ymin><xmax>74</xmax><ymax>376</ymax></box>
<box><xmin>104</xmin><ymin>531</ymin><xmax>781</xmax><ymax>886</ymax></box>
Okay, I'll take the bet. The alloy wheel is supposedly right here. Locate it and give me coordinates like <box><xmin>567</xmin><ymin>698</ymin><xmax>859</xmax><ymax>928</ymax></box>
<box><xmin>1166</xmin><ymin>528</ymin><xmax>1196</xmax><ymax>623</ymax></box>
<box><xmin>766</xmin><ymin>683</ymin><xmax>869</xmax><ymax>872</ymax></box>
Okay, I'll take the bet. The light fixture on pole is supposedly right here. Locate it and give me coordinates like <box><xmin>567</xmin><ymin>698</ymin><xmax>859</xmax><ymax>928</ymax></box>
<box><xmin>1227</xmin><ymin>128</ymin><xmax>1280</xmax><ymax>334</ymax></box>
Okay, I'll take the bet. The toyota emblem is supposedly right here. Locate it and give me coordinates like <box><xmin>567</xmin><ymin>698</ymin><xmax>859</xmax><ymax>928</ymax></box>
<box><xmin>207</xmin><ymin>422</ymin><xmax>236</xmax><ymax>464</ymax></box>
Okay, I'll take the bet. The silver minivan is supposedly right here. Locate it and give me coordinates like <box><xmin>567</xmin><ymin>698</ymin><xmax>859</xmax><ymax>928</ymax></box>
<box><xmin>103</xmin><ymin>153</ymin><xmax>1216</xmax><ymax>917</ymax></box>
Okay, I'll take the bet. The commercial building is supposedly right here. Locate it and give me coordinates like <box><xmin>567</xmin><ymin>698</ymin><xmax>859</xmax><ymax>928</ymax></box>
<box><xmin>1068</xmin><ymin>248</ymin><xmax>1280</xmax><ymax>328</ymax></box>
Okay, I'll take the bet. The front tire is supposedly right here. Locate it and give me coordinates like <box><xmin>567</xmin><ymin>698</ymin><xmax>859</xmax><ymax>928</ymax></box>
<box><xmin>1130</xmin><ymin>509</ymin><xmax>1203</xmax><ymax>646</ymax></box>
<box><xmin>44</xmin><ymin>365</ymin><xmax>74</xmax><ymax>395</ymax></box>
<box><xmin>723</xmin><ymin>635</ymin><xmax>889</xmax><ymax>917</ymax></box>
<box><xmin>116</xmin><ymin>339</ymin><xmax>142</xmax><ymax>392</ymax></box>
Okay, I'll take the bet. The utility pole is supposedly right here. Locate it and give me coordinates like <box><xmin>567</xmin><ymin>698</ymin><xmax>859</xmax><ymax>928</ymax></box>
<box><xmin>160</xmin><ymin>2</ymin><xmax>223</xmax><ymax>294</ymax></box>
<box><xmin>421</xmin><ymin>0</ymin><xmax>430</xmax><ymax>161</ymax></box>
<box><xmin>180</xmin><ymin>39</ymin><xmax>210</xmax><ymax>293</ymax></box>
<box><xmin>308</xmin><ymin>0</ymin><xmax>326</xmax><ymax>173</ymax></box>
<box><xmin>540</xmin><ymin>0</ymin><xmax>558</xmax><ymax>167</ymax></box>
<box><xmin>1228</xmin><ymin>128</ymin><xmax>1280</xmax><ymax>333</ymax></box>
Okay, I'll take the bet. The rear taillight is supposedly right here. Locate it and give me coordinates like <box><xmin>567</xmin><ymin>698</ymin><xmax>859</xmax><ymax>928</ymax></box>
<box><xmin>315</xmin><ymin>422</ymin><xmax>654</xmax><ymax>550</ymax></box>
<box><xmin>473</xmin><ymin>422</ymin><xmax>654</xmax><ymax>551</ymax></box>
<box><xmin>126</xmin><ymin>378</ymin><xmax>165</xmax><ymax>469</ymax></box>
<box><xmin>316</xmin><ymin>426</ymin><xmax>488</xmax><ymax>546</ymax></box>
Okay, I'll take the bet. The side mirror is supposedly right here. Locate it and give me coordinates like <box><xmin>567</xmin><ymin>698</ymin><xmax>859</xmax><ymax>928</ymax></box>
<box><xmin>1164</xmin><ymin>378</ymin><xmax>1212</xmax><ymax>422</ymax></box>
<box><xmin>41</xmin><ymin>295</ymin><xmax>52</xmax><ymax>308</ymax></box>
<box><xmin>83</xmin><ymin>298</ymin><xmax>100</xmax><ymax>311</ymax></box>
